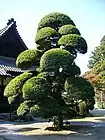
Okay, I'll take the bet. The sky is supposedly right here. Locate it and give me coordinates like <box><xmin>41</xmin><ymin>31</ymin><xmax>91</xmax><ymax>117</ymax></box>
<box><xmin>0</xmin><ymin>0</ymin><xmax>105</xmax><ymax>74</ymax></box>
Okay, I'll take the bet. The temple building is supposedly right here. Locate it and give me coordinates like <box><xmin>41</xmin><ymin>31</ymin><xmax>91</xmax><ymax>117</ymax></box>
<box><xmin>0</xmin><ymin>18</ymin><xmax>28</xmax><ymax>112</ymax></box>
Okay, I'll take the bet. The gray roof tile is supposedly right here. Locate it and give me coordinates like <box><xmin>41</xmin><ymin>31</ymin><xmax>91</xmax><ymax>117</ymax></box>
<box><xmin>0</xmin><ymin>56</ymin><xmax>25</xmax><ymax>76</ymax></box>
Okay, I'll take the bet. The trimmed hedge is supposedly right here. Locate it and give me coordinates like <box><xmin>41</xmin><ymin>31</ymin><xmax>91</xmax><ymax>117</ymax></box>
<box><xmin>4</xmin><ymin>71</ymin><xmax>33</xmax><ymax>98</ymax></box>
<box><xmin>58</xmin><ymin>34</ymin><xmax>87</xmax><ymax>54</ymax></box>
<box><xmin>35</xmin><ymin>27</ymin><xmax>59</xmax><ymax>44</ymax></box>
<box><xmin>40</xmin><ymin>48</ymin><xmax>75</xmax><ymax>72</ymax></box>
<box><xmin>37</xmin><ymin>12</ymin><xmax>75</xmax><ymax>30</ymax></box>
<box><xmin>65</xmin><ymin>77</ymin><xmax>95</xmax><ymax>101</ymax></box>
<box><xmin>16</xmin><ymin>49</ymin><xmax>42</xmax><ymax>69</ymax></box>
<box><xmin>58</xmin><ymin>25</ymin><xmax>81</xmax><ymax>35</ymax></box>
<box><xmin>22</xmin><ymin>77</ymin><xmax>51</xmax><ymax>102</ymax></box>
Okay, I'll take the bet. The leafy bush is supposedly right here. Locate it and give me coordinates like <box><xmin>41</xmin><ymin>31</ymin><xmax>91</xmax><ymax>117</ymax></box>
<box><xmin>16</xmin><ymin>49</ymin><xmax>42</xmax><ymax>69</ymax></box>
<box><xmin>58</xmin><ymin>24</ymin><xmax>81</xmax><ymax>35</ymax></box>
<box><xmin>40</xmin><ymin>48</ymin><xmax>75</xmax><ymax>72</ymax></box>
<box><xmin>4</xmin><ymin>71</ymin><xmax>33</xmax><ymax>98</ymax></box>
<box><xmin>37</xmin><ymin>12</ymin><xmax>75</xmax><ymax>30</ymax></box>
<box><xmin>58</xmin><ymin>34</ymin><xmax>87</xmax><ymax>54</ymax></box>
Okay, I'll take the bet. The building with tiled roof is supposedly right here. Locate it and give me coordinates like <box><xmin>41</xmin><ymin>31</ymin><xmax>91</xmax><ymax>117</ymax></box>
<box><xmin>0</xmin><ymin>19</ymin><xmax>28</xmax><ymax>112</ymax></box>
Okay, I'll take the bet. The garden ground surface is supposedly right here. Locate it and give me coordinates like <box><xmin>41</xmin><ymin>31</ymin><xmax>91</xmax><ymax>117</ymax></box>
<box><xmin>0</xmin><ymin>108</ymin><xmax>105</xmax><ymax>140</ymax></box>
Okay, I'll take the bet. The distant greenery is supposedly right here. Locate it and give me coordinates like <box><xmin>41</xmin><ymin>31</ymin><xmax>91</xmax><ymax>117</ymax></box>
<box><xmin>88</xmin><ymin>35</ymin><xmax>105</xmax><ymax>69</ymax></box>
<box><xmin>87</xmin><ymin>36</ymin><xmax>105</xmax><ymax>105</ymax></box>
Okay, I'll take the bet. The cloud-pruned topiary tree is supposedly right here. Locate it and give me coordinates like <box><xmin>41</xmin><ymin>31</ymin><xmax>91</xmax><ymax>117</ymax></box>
<box><xmin>4</xmin><ymin>12</ymin><xmax>94</xmax><ymax>130</ymax></box>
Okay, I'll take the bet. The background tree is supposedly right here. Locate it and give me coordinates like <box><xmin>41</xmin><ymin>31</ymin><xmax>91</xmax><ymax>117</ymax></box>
<box><xmin>88</xmin><ymin>35</ymin><xmax>105</xmax><ymax>108</ymax></box>
<box><xmin>88</xmin><ymin>35</ymin><xmax>105</xmax><ymax>69</ymax></box>
<box><xmin>4</xmin><ymin>12</ymin><xmax>94</xmax><ymax>130</ymax></box>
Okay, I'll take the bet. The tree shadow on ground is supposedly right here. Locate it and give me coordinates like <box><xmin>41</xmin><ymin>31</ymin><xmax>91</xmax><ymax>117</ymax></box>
<box><xmin>26</xmin><ymin>126</ymin><xmax>96</xmax><ymax>140</ymax></box>
<box><xmin>14</xmin><ymin>127</ymin><xmax>40</xmax><ymax>132</ymax></box>
<box><xmin>94</xmin><ymin>118</ymin><xmax>105</xmax><ymax>122</ymax></box>
<box><xmin>45</xmin><ymin>124</ymin><xmax>95</xmax><ymax>135</ymax></box>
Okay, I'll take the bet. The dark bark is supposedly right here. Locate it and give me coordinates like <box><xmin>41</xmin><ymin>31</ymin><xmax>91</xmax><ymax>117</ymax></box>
<box><xmin>53</xmin><ymin>115</ymin><xmax>63</xmax><ymax>130</ymax></box>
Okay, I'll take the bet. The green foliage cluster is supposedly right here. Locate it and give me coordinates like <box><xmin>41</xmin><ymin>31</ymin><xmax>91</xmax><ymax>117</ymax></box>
<box><xmin>65</xmin><ymin>77</ymin><xmax>95</xmax><ymax>100</ymax></box>
<box><xmin>78</xmin><ymin>98</ymin><xmax>95</xmax><ymax>117</ymax></box>
<box><xmin>37</xmin><ymin>12</ymin><xmax>75</xmax><ymax>30</ymax></box>
<box><xmin>65</xmin><ymin>63</ymin><xmax>81</xmax><ymax>76</ymax></box>
<box><xmin>8</xmin><ymin>95</ymin><xmax>18</xmax><ymax>104</ymax></box>
<box><xmin>4</xmin><ymin>71</ymin><xmax>33</xmax><ymax>107</ymax></box>
<box><xmin>58</xmin><ymin>34</ymin><xmax>87</xmax><ymax>54</ymax></box>
<box><xmin>35</xmin><ymin>27</ymin><xmax>59</xmax><ymax>44</ymax></box>
<box><xmin>23</xmin><ymin>77</ymin><xmax>51</xmax><ymax>102</ymax></box>
<box><xmin>40</xmin><ymin>48</ymin><xmax>75</xmax><ymax>72</ymax></box>
<box><xmin>88</xmin><ymin>36</ymin><xmax>105</xmax><ymax>105</ymax></box>
<box><xmin>88</xmin><ymin>35</ymin><xmax>105</xmax><ymax>69</ymax></box>
<box><xmin>30</xmin><ymin>105</ymin><xmax>43</xmax><ymax>117</ymax></box>
<box><xmin>98</xmin><ymin>101</ymin><xmax>105</xmax><ymax>109</ymax></box>
<box><xmin>58</xmin><ymin>25</ymin><xmax>81</xmax><ymax>35</ymax></box>
<box><xmin>92</xmin><ymin>60</ymin><xmax>105</xmax><ymax>76</ymax></box>
<box><xmin>78</xmin><ymin>101</ymin><xmax>86</xmax><ymax>116</ymax></box>
<box><xmin>4</xmin><ymin>71</ymin><xmax>33</xmax><ymax>98</ymax></box>
<box><xmin>16</xmin><ymin>49</ymin><xmax>42</xmax><ymax>69</ymax></box>
<box><xmin>17</xmin><ymin>101</ymin><xmax>29</xmax><ymax>117</ymax></box>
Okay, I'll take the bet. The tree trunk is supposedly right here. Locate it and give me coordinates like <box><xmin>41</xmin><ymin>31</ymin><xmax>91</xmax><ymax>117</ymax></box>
<box><xmin>53</xmin><ymin>115</ymin><xmax>63</xmax><ymax>130</ymax></box>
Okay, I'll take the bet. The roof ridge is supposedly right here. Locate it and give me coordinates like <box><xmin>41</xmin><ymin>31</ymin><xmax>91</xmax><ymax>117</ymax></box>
<box><xmin>0</xmin><ymin>22</ymin><xmax>15</xmax><ymax>36</ymax></box>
